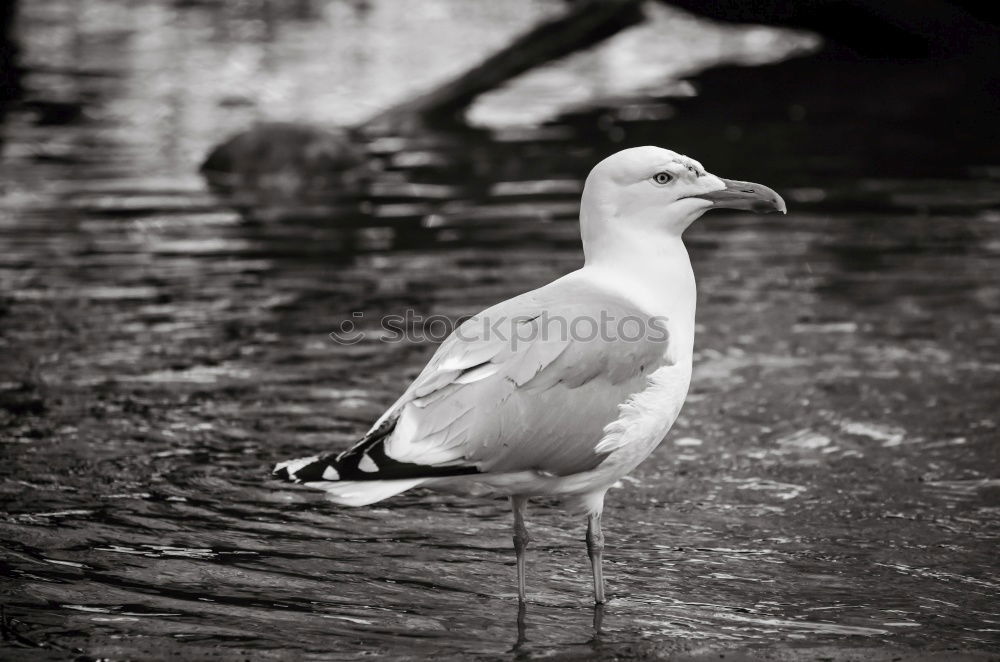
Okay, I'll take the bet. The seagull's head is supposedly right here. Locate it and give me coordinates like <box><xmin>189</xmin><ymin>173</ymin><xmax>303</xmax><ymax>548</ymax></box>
<box><xmin>580</xmin><ymin>146</ymin><xmax>786</xmax><ymax>251</ymax></box>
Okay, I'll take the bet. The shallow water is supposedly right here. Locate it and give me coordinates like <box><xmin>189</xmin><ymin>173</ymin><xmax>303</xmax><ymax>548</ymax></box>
<box><xmin>1</xmin><ymin>1</ymin><xmax>999</xmax><ymax>660</ymax></box>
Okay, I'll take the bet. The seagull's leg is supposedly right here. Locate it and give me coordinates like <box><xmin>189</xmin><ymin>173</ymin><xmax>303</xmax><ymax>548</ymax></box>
<box><xmin>589</xmin><ymin>602</ymin><xmax>605</xmax><ymax>647</ymax></box>
<box><xmin>586</xmin><ymin>511</ymin><xmax>606</xmax><ymax>604</ymax></box>
<box><xmin>510</xmin><ymin>495</ymin><xmax>529</xmax><ymax>602</ymax></box>
<box><xmin>515</xmin><ymin>601</ymin><xmax>528</xmax><ymax>650</ymax></box>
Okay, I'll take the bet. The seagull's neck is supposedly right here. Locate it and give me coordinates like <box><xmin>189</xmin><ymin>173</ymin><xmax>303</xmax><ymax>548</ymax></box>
<box><xmin>580</xmin><ymin>226</ymin><xmax>698</xmax><ymax>357</ymax></box>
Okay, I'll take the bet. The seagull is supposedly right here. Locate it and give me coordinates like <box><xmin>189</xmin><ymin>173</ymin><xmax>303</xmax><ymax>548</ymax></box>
<box><xmin>273</xmin><ymin>146</ymin><xmax>786</xmax><ymax>604</ymax></box>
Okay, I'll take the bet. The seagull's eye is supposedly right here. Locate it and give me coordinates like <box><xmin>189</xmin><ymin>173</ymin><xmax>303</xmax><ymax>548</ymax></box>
<box><xmin>652</xmin><ymin>172</ymin><xmax>673</xmax><ymax>186</ymax></box>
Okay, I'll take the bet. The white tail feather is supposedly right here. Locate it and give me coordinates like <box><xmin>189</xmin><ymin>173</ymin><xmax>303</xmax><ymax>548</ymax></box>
<box><xmin>274</xmin><ymin>455</ymin><xmax>319</xmax><ymax>476</ymax></box>
<box><xmin>304</xmin><ymin>478</ymin><xmax>426</xmax><ymax>507</ymax></box>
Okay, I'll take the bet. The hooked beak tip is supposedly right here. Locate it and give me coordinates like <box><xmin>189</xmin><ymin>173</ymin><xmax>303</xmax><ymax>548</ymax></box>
<box><xmin>696</xmin><ymin>178</ymin><xmax>787</xmax><ymax>215</ymax></box>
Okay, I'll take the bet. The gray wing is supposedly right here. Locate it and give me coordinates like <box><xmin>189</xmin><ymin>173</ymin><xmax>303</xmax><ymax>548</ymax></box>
<box><xmin>364</xmin><ymin>273</ymin><xmax>673</xmax><ymax>476</ymax></box>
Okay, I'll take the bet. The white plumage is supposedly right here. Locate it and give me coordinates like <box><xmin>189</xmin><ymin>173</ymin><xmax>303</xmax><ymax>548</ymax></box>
<box><xmin>274</xmin><ymin>146</ymin><xmax>786</xmax><ymax>603</ymax></box>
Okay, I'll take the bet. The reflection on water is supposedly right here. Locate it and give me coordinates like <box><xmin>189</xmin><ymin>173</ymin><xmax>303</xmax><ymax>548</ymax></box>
<box><xmin>1</xmin><ymin>0</ymin><xmax>999</xmax><ymax>660</ymax></box>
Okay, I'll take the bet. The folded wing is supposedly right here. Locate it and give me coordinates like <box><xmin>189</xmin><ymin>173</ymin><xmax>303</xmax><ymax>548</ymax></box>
<box><xmin>375</xmin><ymin>275</ymin><xmax>672</xmax><ymax>473</ymax></box>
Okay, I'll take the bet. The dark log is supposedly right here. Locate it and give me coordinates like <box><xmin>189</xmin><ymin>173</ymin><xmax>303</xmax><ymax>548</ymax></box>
<box><xmin>362</xmin><ymin>0</ymin><xmax>645</xmax><ymax>132</ymax></box>
<box><xmin>200</xmin><ymin>0</ymin><xmax>646</xmax><ymax>218</ymax></box>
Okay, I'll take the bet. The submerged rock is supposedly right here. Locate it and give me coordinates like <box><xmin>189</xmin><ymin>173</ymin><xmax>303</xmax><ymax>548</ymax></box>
<box><xmin>200</xmin><ymin>122</ymin><xmax>375</xmax><ymax>222</ymax></box>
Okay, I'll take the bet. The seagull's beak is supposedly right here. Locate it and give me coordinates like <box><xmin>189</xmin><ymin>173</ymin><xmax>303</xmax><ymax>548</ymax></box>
<box><xmin>695</xmin><ymin>178</ymin><xmax>787</xmax><ymax>214</ymax></box>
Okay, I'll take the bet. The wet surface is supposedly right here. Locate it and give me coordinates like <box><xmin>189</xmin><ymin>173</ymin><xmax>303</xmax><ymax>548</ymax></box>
<box><xmin>1</xmin><ymin>1</ymin><xmax>999</xmax><ymax>660</ymax></box>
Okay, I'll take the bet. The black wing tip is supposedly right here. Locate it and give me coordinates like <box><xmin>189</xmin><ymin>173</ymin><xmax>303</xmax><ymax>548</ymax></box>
<box><xmin>273</xmin><ymin>449</ymin><xmax>480</xmax><ymax>485</ymax></box>
<box><xmin>291</xmin><ymin>462</ymin><xmax>332</xmax><ymax>483</ymax></box>
<box><xmin>273</xmin><ymin>413</ymin><xmax>481</xmax><ymax>484</ymax></box>
<box><xmin>272</xmin><ymin>455</ymin><xmax>340</xmax><ymax>484</ymax></box>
